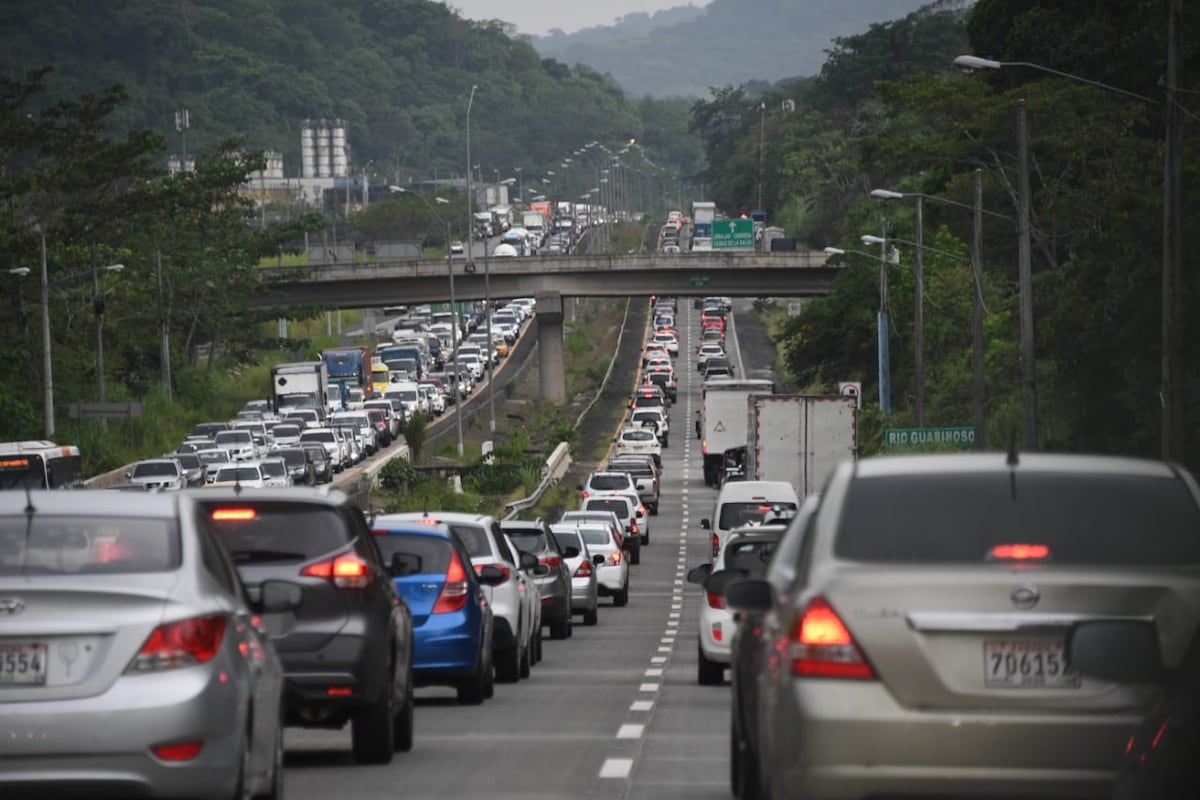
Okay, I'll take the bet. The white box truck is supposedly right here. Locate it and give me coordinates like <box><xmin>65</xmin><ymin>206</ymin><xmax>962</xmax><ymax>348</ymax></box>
<box><xmin>745</xmin><ymin>394</ymin><xmax>858</xmax><ymax>498</ymax></box>
<box><xmin>699</xmin><ymin>379</ymin><xmax>774</xmax><ymax>487</ymax></box>
<box><xmin>271</xmin><ymin>361</ymin><xmax>330</xmax><ymax>418</ymax></box>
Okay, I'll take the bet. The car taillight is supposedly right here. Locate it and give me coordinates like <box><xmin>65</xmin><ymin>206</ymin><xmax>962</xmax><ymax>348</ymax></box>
<box><xmin>432</xmin><ymin>549</ymin><xmax>469</xmax><ymax>614</ymax></box>
<box><xmin>581</xmin><ymin>490</ymin><xmax>589</xmax><ymax>500</ymax></box>
<box><xmin>608</xmin><ymin>550</ymin><xmax>623</xmax><ymax>565</ymax></box>
<box><xmin>706</xmin><ymin>590</ymin><xmax>726</xmax><ymax>609</ymax></box>
<box><xmin>474</xmin><ymin>562</ymin><xmax>511</xmax><ymax>582</ymax></box>
<box><xmin>538</xmin><ymin>555</ymin><xmax>561</xmax><ymax>569</ymax></box>
<box><xmin>631</xmin><ymin>519</ymin><xmax>639</xmax><ymax>534</ymax></box>
<box><xmin>702</xmin><ymin>439</ymin><xmax>708</xmax><ymax>455</ymax></box>
<box><xmin>574</xmin><ymin>560</ymin><xmax>593</xmax><ymax>578</ymax></box>
<box><xmin>653</xmin><ymin>478</ymin><xmax>659</xmax><ymax>491</ymax></box>
<box><xmin>711</xmin><ymin>534</ymin><xmax>720</xmax><ymax>560</ymax></box>
<box><xmin>301</xmin><ymin>553</ymin><xmax>373</xmax><ymax>589</ymax></box>
<box><xmin>990</xmin><ymin>543</ymin><xmax>1050</xmax><ymax>561</ymax></box>
<box><xmin>790</xmin><ymin>597</ymin><xmax>875</xmax><ymax>680</ymax></box>
<box><xmin>128</xmin><ymin>615</ymin><xmax>227</xmax><ymax>673</ymax></box>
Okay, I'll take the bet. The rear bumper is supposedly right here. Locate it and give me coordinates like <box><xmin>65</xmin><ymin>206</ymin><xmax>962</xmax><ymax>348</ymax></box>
<box><xmin>278</xmin><ymin>629</ymin><xmax>385</xmax><ymax>725</ymax></box>
<box><xmin>412</xmin><ymin>612</ymin><xmax>482</xmax><ymax>675</ymax></box>
<box><xmin>765</xmin><ymin>679</ymin><xmax>1135</xmax><ymax>798</ymax></box>
<box><xmin>570</xmin><ymin>577</ymin><xmax>597</xmax><ymax>611</ymax></box>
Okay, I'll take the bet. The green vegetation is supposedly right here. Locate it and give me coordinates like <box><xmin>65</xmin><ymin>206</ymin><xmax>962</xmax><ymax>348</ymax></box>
<box><xmin>687</xmin><ymin>1</ymin><xmax>1200</xmax><ymax>469</ymax></box>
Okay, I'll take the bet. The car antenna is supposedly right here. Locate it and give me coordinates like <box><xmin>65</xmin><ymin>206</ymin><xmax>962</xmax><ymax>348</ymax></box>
<box><xmin>22</xmin><ymin>484</ymin><xmax>35</xmax><ymax>515</ymax></box>
<box><xmin>1006</xmin><ymin>431</ymin><xmax>1019</xmax><ymax>467</ymax></box>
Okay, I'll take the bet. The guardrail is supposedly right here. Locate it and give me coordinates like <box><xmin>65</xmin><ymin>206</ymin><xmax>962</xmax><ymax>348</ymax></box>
<box><xmin>503</xmin><ymin>441</ymin><xmax>571</xmax><ymax>520</ymax></box>
<box><xmin>337</xmin><ymin>441</ymin><xmax>411</xmax><ymax>511</ymax></box>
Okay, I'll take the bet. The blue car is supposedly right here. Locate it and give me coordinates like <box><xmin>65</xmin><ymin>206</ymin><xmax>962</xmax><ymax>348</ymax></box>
<box><xmin>371</xmin><ymin>518</ymin><xmax>502</xmax><ymax>704</ymax></box>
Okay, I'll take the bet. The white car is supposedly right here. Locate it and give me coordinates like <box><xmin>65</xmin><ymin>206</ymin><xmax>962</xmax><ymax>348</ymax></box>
<box><xmin>629</xmin><ymin>407</ymin><xmax>670</xmax><ymax>448</ymax></box>
<box><xmin>418</xmin><ymin>383</ymin><xmax>445</xmax><ymax>416</ymax></box>
<box><xmin>687</xmin><ymin>523</ymin><xmax>788</xmax><ymax>685</ymax></box>
<box><xmin>298</xmin><ymin>427</ymin><xmax>346</xmax><ymax>471</ymax></box>
<box><xmin>548</xmin><ymin>525</ymin><xmax>599</xmax><ymax>625</ymax></box>
<box><xmin>331</xmin><ymin>411</ymin><xmax>378</xmax><ymax>457</ymax></box>
<box><xmin>269</xmin><ymin>422</ymin><xmax>303</xmax><ymax>448</ymax></box>
<box><xmin>213</xmin><ymin>429</ymin><xmax>257</xmax><ymax>462</ymax></box>
<box><xmin>651</xmin><ymin>331</ymin><xmax>680</xmax><ymax>357</ymax></box>
<box><xmin>562</xmin><ymin>522</ymin><xmax>628</xmax><ymax>607</ymax></box>
<box><xmin>384</xmin><ymin>381</ymin><xmax>425</xmax><ymax>420</ymax></box>
<box><xmin>614</xmin><ymin>425</ymin><xmax>662</xmax><ymax>467</ymax></box>
<box><xmin>207</xmin><ymin>463</ymin><xmax>268</xmax><ymax>489</ymax></box>
<box><xmin>696</xmin><ymin>343</ymin><xmax>726</xmax><ymax>370</ymax></box>
<box><xmin>383</xmin><ymin>512</ymin><xmax>540</xmax><ymax>683</ymax></box>
<box><xmin>126</xmin><ymin>458</ymin><xmax>185</xmax><ymax>491</ymax></box>
<box><xmin>253</xmin><ymin>456</ymin><xmax>292</xmax><ymax>488</ymax></box>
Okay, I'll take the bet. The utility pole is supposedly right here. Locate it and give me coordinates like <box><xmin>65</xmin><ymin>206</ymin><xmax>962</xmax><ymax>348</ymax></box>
<box><xmin>40</xmin><ymin>232</ymin><xmax>53</xmax><ymax>438</ymax></box>
<box><xmin>972</xmin><ymin>169</ymin><xmax>986</xmax><ymax>450</ymax></box>
<box><xmin>92</xmin><ymin>244</ymin><xmax>106</xmax><ymax>403</ymax></box>
<box><xmin>1162</xmin><ymin>0</ymin><xmax>1184</xmax><ymax>461</ymax></box>
<box><xmin>1016</xmin><ymin>99</ymin><xmax>1036</xmax><ymax>450</ymax></box>
<box><xmin>877</xmin><ymin>220</ymin><xmax>891</xmax><ymax>413</ymax></box>
<box><xmin>157</xmin><ymin>250</ymin><xmax>172</xmax><ymax>401</ymax></box>
<box><xmin>757</xmin><ymin>102</ymin><xmax>766</xmax><ymax>211</ymax></box>
<box><xmin>913</xmin><ymin>196</ymin><xmax>924</xmax><ymax>428</ymax></box>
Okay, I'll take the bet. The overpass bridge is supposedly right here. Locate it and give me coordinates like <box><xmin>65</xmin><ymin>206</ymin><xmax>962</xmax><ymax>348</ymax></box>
<box><xmin>253</xmin><ymin>250</ymin><xmax>841</xmax><ymax>404</ymax></box>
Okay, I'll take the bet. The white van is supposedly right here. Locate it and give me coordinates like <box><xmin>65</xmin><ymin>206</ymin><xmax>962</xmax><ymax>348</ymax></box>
<box><xmin>700</xmin><ymin>480</ymin><xmax>799</xmax><ymax>562</ymax></box>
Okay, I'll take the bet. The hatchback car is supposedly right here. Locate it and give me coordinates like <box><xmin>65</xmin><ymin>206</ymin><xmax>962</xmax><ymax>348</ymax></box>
<box><xmin>371</xmin><ymin>517</ymin><xmax>503</xmax><ymax>705</ymax></box>
<box><xmin>579</xmin><ymin>492</ymin><xmax>649</xmax><ymax>554</ymax></box>
<box><xmin>559</xmin><ymin>523</ymin><xmax>628</xmax><ymax>607</ymax></box>
<box><xmin>630</xmin><ymin>407</ymin><xmax>670</xmax><ymax>448</ymax></box>
<box><xmin>614</xmin><ymin>425</ymin><xmax>663</xmax><ymax>468</ymax></box>
<box><xmin>548</xmin><ymin>526</ymin><xmax>599</xmax><ymax>626</ymax></box>
<box><xmin>725</xmin><ymin>453</ymin><xmax>1200</xmax><ymax>800</ymax></box>
<box><xmin>0</xmin><ymin>491</ymin><xmax>293</xmax><ymax>799</ymax></box>
<box><xmin>605</xmin><ymin>455</ymin><xmax>661</xmax><ymax>515</ymax></box>
<box><xmin>502</xmin><ymin>519</ymin><xmax>574</xmax><ymax>640</ymax></box>
<box><xmin>196</xmin><ymin>488</ymin><xmax>415</xmax><ymax>764</ymax></box>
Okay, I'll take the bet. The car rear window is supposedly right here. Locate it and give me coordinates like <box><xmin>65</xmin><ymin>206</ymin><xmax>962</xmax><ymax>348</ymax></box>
<box><xmin>718</xmin><ymin>501</ymin><xmax>799</xmax><ymax>530</ymax></box>
<box><xmin>0</xmin><ymin>516</ymin><xmax>181</xmax><ymax>575</ymax></box>
<box><xmin>722</xmin><ymin>538</ymin><xmax>778</xmax><ymax>577</ymax></box>
<box><xmin>507</xmin><ymin>532</ymin><xmax>549</xmax><ymax>554</ymax></box>
<box><xmin>578</xmin><ymin>528</ymin><xmax>611</xmax><ymax>547</ymax></box>
<box><xmin>552</xmin><ymin>531</ymin><xmax>582</xmax><ymax>552</ymax></box>
<box><xmin>373</xmin><ymin>533</ymin><xmax>451</xmax><ymax>574</ymax></box>
<box><xmin>589</xmin><ymin>474</ymin><xmax>632</xmax><ymax>491</ymax></box>
<box><xmin>834</xmin><ymin>473</ymin><xmax>1200</xmax><ymax>565</ymax></box>
<box><xmin>586</xmin><ymin>499</ymin><xmax>631</xmax><ymax>518</ymax></box>
<box><xmin>206</xmin><ymin>504</ymin><xmax>352</xmax><ymax>564</ymax></box>
<box><xmin>447</xmin><ymin>524</ymin><xmax>491</xmax><ymax>558</ymax></box>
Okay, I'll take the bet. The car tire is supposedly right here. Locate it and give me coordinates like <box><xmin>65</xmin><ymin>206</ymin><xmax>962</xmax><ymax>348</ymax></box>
<box><xmin>260</xmin><ymin>719</ymin><xmax>284</xmax><ymax>800</ymax></box>
<box><xmin>496</xmin><ymin>645</ymin><xmax>521</xmax><ymax>683</ymax></box>
<box><xmin>518</xmin><ymin>636</ymin><xmax>531</xmax><ymax>679</ymax></box>
<box><xmin>393</xmin><ymin>668</ymin><xmax>414</xmax><ymax>753</ymax></box>
<box><xmin>550</xmin><ymin>616</ymin><xmax>570</xmax><ymax>640</ymax></box>
<box><xmin>663</xmin><ymin>435</ymin><xmax>669</xmax><ymax>448</ymax></box>
<box><xmin>351</xmin><ymin>680</ymin><xmax>395</xmax><ymax>764</ymax></box>
<box><xmin>583</xmin><ymin>607</ymin><xmax>599</xmax><ymax>626</ymax></box>
<box><xmin>732</xmin><ymin>717</ymin><xmax>764</xmax><ymax>800</ymax></box>
<box><xmin>650</xmin><ymin>503</ymin><xmax>659</xmax><ymax>516</ymax></box>
<box><xmin>457</xmin><ymin>650</ymin><xmax>489</xmax><ymax>705</ymax></box>
<box><xmin>698</xmin><ymin>646</ymin><xmax>724</xmax><ymax>686</ymax></box>
<box><xmin>532</xmin><ymin>628</ymin><xmax>543</xmax><ymax>665</ymax></box>
<box><xmin>612</xmin><ymin>583</ymin><xmax>629</xmax><ymax>607</ymax></box>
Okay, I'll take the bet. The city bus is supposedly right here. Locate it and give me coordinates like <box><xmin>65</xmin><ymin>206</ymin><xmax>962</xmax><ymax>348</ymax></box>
<box><xmin>0</xmin><ymin>441</ymin><xmax>85</xmax><ymax>489</ymax></box>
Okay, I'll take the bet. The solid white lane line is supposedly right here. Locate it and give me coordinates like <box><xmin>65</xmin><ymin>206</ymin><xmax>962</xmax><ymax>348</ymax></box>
<box><xmin>599</xmin><ymin>758</ymin><xmax>633</xmax><ymax>779</ymax></box>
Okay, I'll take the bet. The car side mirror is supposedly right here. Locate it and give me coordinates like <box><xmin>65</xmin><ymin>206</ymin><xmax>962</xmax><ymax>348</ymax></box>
<box><xmin>724</xmin><ymin>578</ymin><xmax>773</xmax><ymax>613</ymax></box>
<box><xmin>477</xmin><ymin>564</ymin><xmax>507</xmax><ymax>586</ymax></box>
<box><xmin>686</xmin><ymin>563</ymin><xmax>712</xmax><ymax>584</ymax></box>
<box><xmin>592</xmin><ymin>554</ymin><xmax>606</xmax><ymax>566</ymax></box>
<box><xmin>700</xmin><ymin>519</ymin><xmax>710</xmax><ymax>530</ymax></box>
<box><xmin>1067</xmin><ymin>621</ymin><xmax>1161</xmax><ymax>683</ymax></box>
<box><xmin>562</xmin><ymin>545</ymin><xmax>581</xmax><ymax>559</ymax></box>
<box><xmin>257</xmin><ymin>580</ymin><xmax>303</xmax><ymax>613</ymax></box>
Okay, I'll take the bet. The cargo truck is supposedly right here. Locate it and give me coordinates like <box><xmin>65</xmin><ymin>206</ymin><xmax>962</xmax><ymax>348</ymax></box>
<box><xmin>320</xmin><ymin>346</ymin><xmax>371</xmax><ymax>400</ymax></box>
<box><xmin>691</xmin><ymin>201</ymin><xmax>716</xmax><ymax>251</ymax></box>
<box><xmin>271</xmin><ymin>361</ymin><xmax>329</xmax><ymax>418</ymax></box>
<box><xmin>699</xmin><ymin>379</ymin><xmax>773</xmax><ymax>487</ymax></box>
<box><xmin>745</xmin><ymin>394</ymin><xmax>858</xmax><ymax>498</ymax></box>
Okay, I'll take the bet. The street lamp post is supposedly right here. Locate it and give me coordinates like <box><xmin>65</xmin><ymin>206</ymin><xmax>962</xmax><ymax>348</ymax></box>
<box><xmin>953</xmin><ymin>53</ymin><xmax>1165</xmax><ymax>454</ymax></box>
<box><xmin>399</xmin><ymin>188</ymin><xmax>465</xmax><ymax>458</ymax></box>
<box><xmin>90</xmin><ymin>245</ymin><xmax>125</xmax><ymax>403</ymax></box>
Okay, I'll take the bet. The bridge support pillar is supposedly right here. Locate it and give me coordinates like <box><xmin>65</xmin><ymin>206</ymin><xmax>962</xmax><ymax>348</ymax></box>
<box><xmin>536</xmin><ymin>291</ymin><xmax>566</xmax><ymax>404</ymax></box>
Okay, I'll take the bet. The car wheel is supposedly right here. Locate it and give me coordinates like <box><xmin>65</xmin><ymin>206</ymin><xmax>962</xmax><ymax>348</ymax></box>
<box><xmin>393</xmin><ymin>667</ymin><xmax>414</xmax><ymax>753</ymax></box>
<box><xmin>629</xmin><ymin>547</ymin><xmax>641</xmax><ymax>566</ymax></box>
<box><xmin>612</xmin><ymin>583</ymin><xmax>629</xmax><ymax>607</ymax></box>
<box><xmin>518</xmin><ymin>636</ymin><xmax>531</xmax><ymax>679</ymax></box>
<box><xmin>550</xmin><ymin>616</ymin><xmax>570</xmax><ymax>640</ymax></box>
<box><xmin>456</xmin><ymin>643</ymin><xmax>489</xmax><ymax>705</ymax></box>
<box><xmin>663</xmin><ymin>436</ymin><xmax>669</xmax><ymax>448</ymax></box>
<box><xmin>583</xmin><ymin>607</ymin><xmax>599</xmax><ymax>626</ymax></box>
<box><xmin>732</xmin><ymin>717</ymin><xmax>764</xmax><ymax>800</ymax></box>
<box><xmin>260</xmin><ymin>719</ymin><xmax>284</xmax><ymax>800</ymax></box>
<box><xmin>698</xmin><ymin>645</ymin><xmax>724</xmax><ymax>686</ymax></box>
<box><xmin>650</xmin><ymin>503</ymin><xmax>659</xmax><ymax>516</ymax></box>
<box><xmin>230</xmin><ymin>729</ymin><xmax>252</xmax><ymax>800</ymax></box>
<box><xmin>350</xmin><ymin>677</ymin><xmax>395</xmax><ymax>764</ymax></box>
<box><xmin>495</xmin><ymin>645</ymin><xmax>521</xmax><ymax>683</ymax></box>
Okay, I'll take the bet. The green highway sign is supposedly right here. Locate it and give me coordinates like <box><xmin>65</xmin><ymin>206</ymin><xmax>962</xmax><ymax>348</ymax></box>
<box><xmin>884</xmin><ymin>426</ymin><xmax>975</xmax><ymax>449</ymax></box>
<box><xmin>712</xmin><ymin>218</ymin><xmax>755</xmax><ymax>250</ymax></box>
<box><xmin>689</xmin><ymin>276</ymin><xmax>710</xmax><ymax>287</ymax></box>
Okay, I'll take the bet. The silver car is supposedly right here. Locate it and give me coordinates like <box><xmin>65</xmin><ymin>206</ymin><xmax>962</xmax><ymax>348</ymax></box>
<box><xmin>126</xmin><ymin>458</ymin><xmax>185</xmax><ymax>491</ymax></box>
<box><xmin>0</xmin><ymin>490</ymin><xmax>296</xmax><ymax>799</ymax></box>
<box><xmin>727</xmin><ymin>452</ymin><xmax>1200</xmax><ymax>800</ymax></box>
<box><xmin>548</xmin><ymin>525</ymin><xmax>599</xmax><ymax>625</ymax></box>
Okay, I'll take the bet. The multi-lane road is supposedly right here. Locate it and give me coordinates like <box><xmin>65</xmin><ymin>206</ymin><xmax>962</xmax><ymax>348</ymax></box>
<box><xmin>284</xmin><ymin>299</ymin><xmax>755</xmax><ymax>799</ymax></box>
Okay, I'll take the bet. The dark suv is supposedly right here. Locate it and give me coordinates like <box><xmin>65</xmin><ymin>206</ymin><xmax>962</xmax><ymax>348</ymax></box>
<box><xmin>195</xmin><ymin>487</ymin><xmax>415</xmax><ymax>765</ymax></box>
<box><xmin>501</xmin><ymin>519</ymin><xmax>574</xmax><ymax>640</ymax></box>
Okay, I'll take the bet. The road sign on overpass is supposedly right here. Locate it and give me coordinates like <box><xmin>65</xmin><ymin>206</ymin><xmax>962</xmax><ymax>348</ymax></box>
<box><xmin>712</xmin><ymin>219</ymin><xmax>755</xmax><ymax>250</ymax></box>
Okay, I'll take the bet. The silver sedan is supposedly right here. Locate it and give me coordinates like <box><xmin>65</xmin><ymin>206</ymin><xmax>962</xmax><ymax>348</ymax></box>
<box><xmin>0</xmin><ymin>490</ymin><xmax>296</xmax><ymax>799</ymax></box>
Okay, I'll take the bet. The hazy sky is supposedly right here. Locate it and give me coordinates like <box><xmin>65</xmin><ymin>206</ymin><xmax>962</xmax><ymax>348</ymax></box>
<box><xmin>442</xmin><ymin>0</ymin><xmax>711</xmax><ymax>36</ymax></box>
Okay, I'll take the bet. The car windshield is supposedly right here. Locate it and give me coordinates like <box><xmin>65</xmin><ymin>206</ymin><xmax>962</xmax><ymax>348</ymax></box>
<box><xmin>132</xmin><ymin>462</ymin><xmax>177</xmax><ymax>477</ymax></box>
<box><xmin>835</xmin><ymin>472</ymin><xmax>1200</xmax><ymax>565</ymax></box>
<box><xmin>444</xmin><ymin>523</ymin><xmax>490</xmax><ymax>558</ymax></box>
<box><xmin>300</xmin><ymin>432</ymin><xmax>335</xmax><ymax>444</ymax></box>
<box><xmin>273</xmin><ymin>424</ymin><xmax>300</xmax><ymax>438</ymax></box>
<box><xmin>589</xmin><ymin>475</ymin><xmax>633</xmax><ymax>490</ymax></box>
<box><xmin>215</xmin><ymin>431</ymin><xmax>251</xmax><ymax>445</ymax></box>
<box><xmin>0</xmin><ymin>516</ymin><xmax>181</xmax><ymax>575</ymax></box>
<box><xmin>206</xmin><ymin>504</ymin><xmax>351</xmax><ymax>563</ymax></box>
<box><xmin>214</xmin><ymin>467</ymin><xmax>262</xmax><ymax>483</ymax></box>
<box><xmin>719</xmin><ymin>501</ymin><xmax>798</xmax><ymax>530</ymax></box>
<box><xmin>275</xmin><ymin>449</ymin><xmax>306</xmax><ymax>467</ymax></box>
<box><xmin>259</xmin><ymin>461</ymin><xmax>286</xmax><ymax>478</ymax></box>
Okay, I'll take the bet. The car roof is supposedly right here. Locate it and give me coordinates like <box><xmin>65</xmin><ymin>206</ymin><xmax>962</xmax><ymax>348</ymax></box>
<box><xmin>852</xmin><ymin>452</ymin><xmax>1178</xmax><ymax>480</ymax></box>
<box><xmin>185</xmin><ymin>486</ymin><xmax>349</xmax><ymax>504</ymax></box>
<box><xmin>371</xmin><ymin>518</ymin><xmax>453</xmax><ymax>539</ymax></box>
<box><xmin>0</xmin><ymin>490</ymin><xmax>182</xmax><ymax>517</ymax></box>
<box><xmin>385</xmin><ymin>510</ymin><xmax>496</xmax><ymax>525</ymax></box>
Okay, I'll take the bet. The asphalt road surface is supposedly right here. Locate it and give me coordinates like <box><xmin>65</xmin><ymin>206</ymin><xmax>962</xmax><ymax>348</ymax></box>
<box><xmin>285</xmin><ymin>299</ymin><xmax>761</xmax><ymax>799</ymax></box>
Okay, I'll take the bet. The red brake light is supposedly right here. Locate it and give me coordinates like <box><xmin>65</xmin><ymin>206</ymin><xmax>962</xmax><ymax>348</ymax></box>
<box><xmin>432</xmin><ymin>549</ymin><xmax>470</xmax><ymax>614</ymax></box>
<box><xmin>991</xmin><ymin>544</ymin><xmax>1050</xmax><ymax>560</ymax></box>
<box><xmin>706</xmin><ymin>591</ymin><xmax>726</xmax><ymax>609</ymax></box>
<box><xmin>152</xmin><ymin>741</ymin><xmax>205</xmax><ymax>761</ymax></box>
<box><xmin>791</xmin><ymin>597</ymin><xmax>875</xmax><ymax>680</ymax></box>
<box><xmin>474</xmin><ymin>562</ymin><xmax>511</xmax><ymax>582</ymax></box>
<box><xmin>128</xmin><ymin>615</ymin><xmax>227</xmax><ymax>672</ymax></box>
<box><xmin>538</xmin><ymin>555</ymin><xmax>562</xmax><ymax>569</ymax></box>
<box><xmin>711</xmin><ymin>533</ymin><xmax>720</xmax><ymax>559</ymax></box>
<box><xmin>302</xmin><ymin>553</ymin><xmax>373</xmax><ymax>589</ymax></box>
<box><xmin>574</xmin><ymin>559</ymin><xmax>593</xmax><ymax>578</ymax></box>
<box><xmin>608</xmin><ymin>550</ymin><xmax>623</xmax><ymax>565</ymax></box>
<box><xmin>581</xmin><ymin>490</ymin><xmax>589</xmax><ymax>500</ymax></box>
<box><xmin>211</xmin><ymin>508</ymin><xmax>256</xmax><ymax>521</ymax></box>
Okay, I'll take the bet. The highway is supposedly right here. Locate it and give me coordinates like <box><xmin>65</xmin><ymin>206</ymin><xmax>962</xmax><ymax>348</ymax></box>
<box><xmin>283</xmin><ymin>299</ymin><xmax>758</xmax><ymax>799</ymax></box>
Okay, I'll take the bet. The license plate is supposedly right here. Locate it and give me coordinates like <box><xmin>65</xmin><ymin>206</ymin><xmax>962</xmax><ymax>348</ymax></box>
<box><xmin>984</xmin><ymin>640</ymin><xmax>1079</xmax><ymax>688</ymax></box>
<box><xmin>0</xmin><ymin>643</ymin><xmax>48</xmax><ymax>685</ymax></box>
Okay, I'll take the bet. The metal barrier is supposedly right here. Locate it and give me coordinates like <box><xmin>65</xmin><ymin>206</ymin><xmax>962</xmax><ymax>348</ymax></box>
<box><xmin>503</xmin><ymin>441</ymin><xmax>571</xmax><ymax>520</ymax></box>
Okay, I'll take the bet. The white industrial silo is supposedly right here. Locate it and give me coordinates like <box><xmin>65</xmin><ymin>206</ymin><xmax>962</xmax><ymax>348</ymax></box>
<box><xmin>316</xmin><ymin>120</ymin><xmax>331</xmax><ymax>177</ymax></box>
<box><xmin>331</xmin><ymin>120</ymin><xmax>348</xmax><ymax>177</ymax></box>
<box><xmin>300</xmin><ymin>122</ymin><xmax>316</xmax><ymax>178</ymax></box>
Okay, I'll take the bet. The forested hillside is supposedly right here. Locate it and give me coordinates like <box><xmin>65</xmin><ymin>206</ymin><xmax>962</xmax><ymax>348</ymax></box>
<box><xmin>531</xmin><ymin>0</ymin><xmax>932</xmax><ymax>98</ymax></box>
<box><xmin>0</xmin><ymin>0</ymin><xmax>703</xmax><ymax>180</ymax></box>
